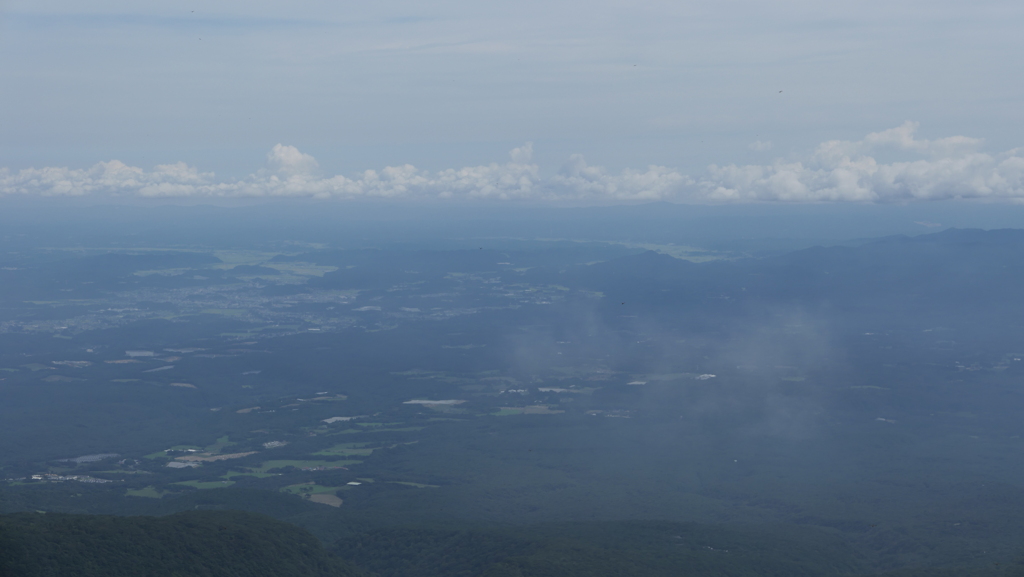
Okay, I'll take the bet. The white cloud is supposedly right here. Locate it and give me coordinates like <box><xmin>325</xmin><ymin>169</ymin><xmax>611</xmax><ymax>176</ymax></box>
<box><xmin>0</xmin><ymin>160</ymin><xmax>211</xmax><ymax>197</ymax></box>
<box><xmin>749</xmin><ymin>141</ymin><xmax>773</xmax><ymax>151</ymax></box>
<box><xmin>264</xmin><ymin>144</ymin><xmax>319</xmax><ymax>177</ymax></box>
<box><xmin>3</xmin><ymin>123</ymin><xmax>1024</xmax><ymax>203</ymax></box>
<box><xmin>700</xmin><ymin>122</ymin><xmax>1024</xmax><ymax>202</ymax></box>
<box><xmin>551</xmin><ymin>154</ymin><xmax>691</xmax><ymax>201</ymax></box>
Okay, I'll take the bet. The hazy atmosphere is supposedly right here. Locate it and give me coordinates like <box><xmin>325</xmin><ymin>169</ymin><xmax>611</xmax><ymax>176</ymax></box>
<box><xmin>4</xmin><ymin>1</ymin><xmax>1024</xmax><ymax>577</ymax></box>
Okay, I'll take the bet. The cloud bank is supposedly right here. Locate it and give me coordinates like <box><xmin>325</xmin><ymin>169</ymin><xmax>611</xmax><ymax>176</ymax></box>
<box><xmin>3</xmin><ymin>123</ymin><xmax>1024</xmax><ymax>203</ymax></box>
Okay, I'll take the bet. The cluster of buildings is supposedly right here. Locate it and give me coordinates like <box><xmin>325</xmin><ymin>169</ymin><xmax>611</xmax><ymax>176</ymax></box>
<box><xmin>27</xmin><ymin>473</ymin><xmax>114</xmax><ymax>483</ymax></box>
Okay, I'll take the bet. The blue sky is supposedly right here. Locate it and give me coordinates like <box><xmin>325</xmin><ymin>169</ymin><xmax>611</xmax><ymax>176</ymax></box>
<box><xmin>2</xmin><ymin>0</ymin><xmax>1024</xmax><ymax>203</ymax></box>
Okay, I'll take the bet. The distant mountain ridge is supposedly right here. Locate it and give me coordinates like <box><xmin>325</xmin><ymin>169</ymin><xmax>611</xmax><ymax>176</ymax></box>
<box><xmin>562</xmin><ymin>228</ymin><xmax>1024</xmax><ymax>316</ymax></box>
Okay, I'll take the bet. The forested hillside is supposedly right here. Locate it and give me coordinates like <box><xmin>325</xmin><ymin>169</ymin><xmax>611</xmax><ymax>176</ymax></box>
<box><xmin>0</xmin><ymin>510</ymin><xmax>362</xmax><ymax>577</ymax></box>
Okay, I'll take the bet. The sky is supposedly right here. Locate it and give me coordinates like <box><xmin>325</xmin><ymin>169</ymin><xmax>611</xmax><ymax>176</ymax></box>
<box><xmin>2</xmin><ymin>0</ymin><xmax>1024</xmax><ymax>204</ymax></box>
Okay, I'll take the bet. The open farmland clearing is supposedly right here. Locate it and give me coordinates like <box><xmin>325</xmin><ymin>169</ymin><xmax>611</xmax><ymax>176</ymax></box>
<box><xmin>124</xmin><ymin>486</ymin><xmax>171</xmax><ymax>498</ymax></box>
<box><xmin>252</xmin><ymin>460</ymin><xmax>361</xmax><ymax>473</ymax></box>
<box><xmin>172</xmin><ymin>480</ymin><xmax>236</xmax><ymax>489</ymax></box>
<box><xmin>175</xmin><ymin>451</ymin><xmax>256</xmax><ymax>463</ymax></box>
<box><xmin>315</xmin><ymin>444</ymin><xmax>376</xmax><ymax>457</ymax></box>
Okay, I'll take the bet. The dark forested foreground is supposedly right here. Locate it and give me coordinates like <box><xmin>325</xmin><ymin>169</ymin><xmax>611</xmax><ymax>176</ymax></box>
<box><xmin>2</xmin><ymin>509</ymin><xmax>1024</xmax><ymax>577</ymax></box>
<box><xmin>0</xmin><ymin>510</ymin><xmax>360</xmax><ymax>577</ymax></box>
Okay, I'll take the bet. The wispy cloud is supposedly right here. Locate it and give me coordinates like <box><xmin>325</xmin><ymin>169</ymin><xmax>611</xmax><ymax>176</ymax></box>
<box><xmin>6</xmin><ymin>12</ymin><xmax>336</xmax><ymax>31</ymax></box>
<box><xmin>3</xmin><ymin>123</ymin><xmax>1024</xmax><ymax>203</ymax></box>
